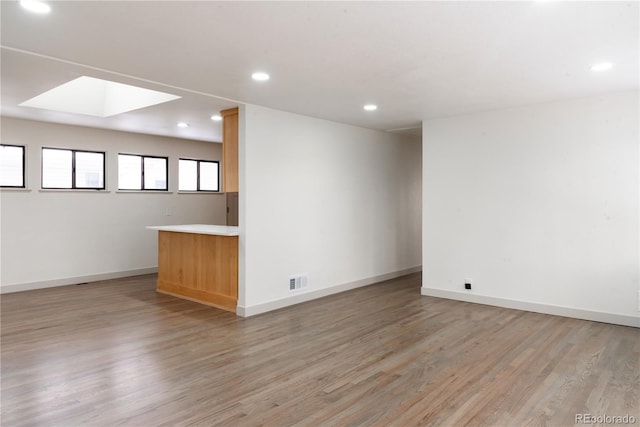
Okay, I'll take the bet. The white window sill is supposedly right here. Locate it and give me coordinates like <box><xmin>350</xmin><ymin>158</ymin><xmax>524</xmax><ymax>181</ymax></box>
<box><xmin>116</xmin><ymin>190</ymin><xmax>174</xmax><ymax>194</ymax></box>
<box><xmin>177</xmin><ymin>191</ymin><xmax>224</xmax><ymax>194</ymax></box>
<box><xmin>0</xmin><ymin>188</ymin><xmax>32</xmax><ymax>192</ymax></box>
<box><xmin>39</xmin><ymin>189</ymin><xmax>111</xmax><ymax>193</ymax></box>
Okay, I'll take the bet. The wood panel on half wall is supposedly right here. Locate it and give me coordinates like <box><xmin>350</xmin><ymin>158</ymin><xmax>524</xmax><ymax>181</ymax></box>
<box><xmin>157</xmin><ymin>230</ymin><xmax>238</xmax><ymax>312</ymax></box>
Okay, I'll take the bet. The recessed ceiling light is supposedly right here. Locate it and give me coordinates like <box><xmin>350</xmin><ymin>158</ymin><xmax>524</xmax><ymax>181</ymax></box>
<box><xmin>177</xmin><ymin>122</ymin><xmax>189</xmax><ymax>128</ymax></box>
<box><xmin>591</xmin><ymin>62</ymin><xmax>613</xmax><ymax>72</ymax></box>
<box><xmin>211</xmin><ymin>115</ymin><xmax>222</xmax><ymax>121</ymax></box>
<box><xmin>19</xmin><ymin>0</ymin><xmax>51</xmax><ymax>14</ymax></box>
<box><xmin>251</xmin><ymin>72</ymin><xmax>270</xmax><ymax>81</ymax></box>
<box><xmin>19</xmin><ymin>76</ymin><xmax>181</xmax><ymax>117</ymax></box>
<box><xmin>364</xmin><ymin>104</ymin><xmax>378</xmax><ymax>111</ymax></box>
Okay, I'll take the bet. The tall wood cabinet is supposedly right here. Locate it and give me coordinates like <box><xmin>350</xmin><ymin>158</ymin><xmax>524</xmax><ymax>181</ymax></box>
<box><xmin>221</xmin><ymin>107</ymin><xmax>239</xmax><ymax>193</ymax></box>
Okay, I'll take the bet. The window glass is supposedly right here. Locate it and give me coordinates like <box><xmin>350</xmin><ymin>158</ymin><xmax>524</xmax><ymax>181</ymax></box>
<box><xmin>0</xmin><ymin>145</ymin><xmax>25</xmax><ymax>187</ymax></box>
<box><xmin>144</xmin><ymin>157</ymin><xmax>167</xmax><ymax>190</ymax></box>
<box><xmin>179</xmin><ymin>159</ymin><xmax>198</xmax><ymax>191</ymax></box>
<box><xmin>200</xmin><ymin>161</ymin><xmax>219</xmax><ymax>191</ymax></box>
<box><xmin>75</xmin><ymin>151</ymin><xmax>104</xmax><ymax>188</ymax></box>
<box><xmin>42</xmin><ymin>148</ymin><xmax>72</xmax><ymax>189</ymax></box>
<box><xmin>118</xmin><ymin>154</ymin><xmax>142</xmax><ymax>190</ymax></box>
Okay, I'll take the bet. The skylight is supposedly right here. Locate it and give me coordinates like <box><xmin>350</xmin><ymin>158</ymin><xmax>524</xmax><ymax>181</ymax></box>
<box><xmin>19</xmin><ymin>76</ymin><xmax>181</xmax><ymax>117</ymax></box>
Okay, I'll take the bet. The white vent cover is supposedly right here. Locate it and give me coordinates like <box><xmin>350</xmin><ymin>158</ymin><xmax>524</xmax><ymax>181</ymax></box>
<box><xmin>289</xmin><ymin>274</ymin><xmax>308</xmax><ymax>291</ymax></box>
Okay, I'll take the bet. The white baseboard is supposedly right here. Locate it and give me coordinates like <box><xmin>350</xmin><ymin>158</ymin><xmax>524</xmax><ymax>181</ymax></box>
<box><xmin>421</xmin><ymin>287</ymin><xmax>639</xmax><ymax>328</ymax></box>
<box><xmin>236</xmin><ymin>266</ymin><xmax>422</xmax><ymax>317</ymax></box>
<box><xmin>0</xmin><ymin>267</ymin><xmax>158</xmax><ymax>294</ymax></box>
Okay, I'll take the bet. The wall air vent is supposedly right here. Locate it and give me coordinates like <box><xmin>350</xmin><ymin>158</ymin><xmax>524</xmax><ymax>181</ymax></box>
<box><xmin>288</xmin><ymin>274</ymin><xmax>308</xmax><ymax>291</ymax></box>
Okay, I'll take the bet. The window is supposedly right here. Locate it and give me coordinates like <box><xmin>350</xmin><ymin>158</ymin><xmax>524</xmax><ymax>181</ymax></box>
<box><xmin>0</xmin><ymin>144</ymin><xmax>26</xmax><ymax>188</ymax></box>
<box><xmin>118</xmin><ymin>154</ymin><xmax>168</xmax><ymax>191</ymax></box>
<box><xmin>179</xmin><ymin>159</ymin><xmax>219</xmax><ymax>192</ymax></box>
<box><xmin>42</xmin><ymin>148</ymin><xmax>105</xmax><ymax>190</ymax></box>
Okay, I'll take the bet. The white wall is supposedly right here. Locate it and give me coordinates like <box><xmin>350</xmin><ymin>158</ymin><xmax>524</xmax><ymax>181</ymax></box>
<box><xmin>0</xmin><ymin>117</ymin><xmax>226</xmax><ymax>291</ymax></box>
<box><xmin>238</xmin><ymin>105</ymin><xmax>422</xmax><ymax>315</ymax></box>
<box><xmin>421</xmin><ymin>91</ymin><xmax>639</xmax><ymax>327</ymax></box>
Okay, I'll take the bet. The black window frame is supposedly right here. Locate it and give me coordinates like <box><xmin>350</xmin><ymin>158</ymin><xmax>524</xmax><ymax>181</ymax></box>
<box><xmin>178</xmin><ymin>158</ymin><xmax>220</xmax><ymax>192</ymax></box>
<box><xmin>0</xmin><ymin>144</ymin><xmax>26</xmax><ymax>189</ymax></box>
<box><xmin>41</xmin><ymin>147</ymin><xmax>106</xmax><ymax>190</ymax></box>
<box><xmin>118</xmin><ymin>153</ymin><xmax>169</xmax><ymax>191</ymax></box>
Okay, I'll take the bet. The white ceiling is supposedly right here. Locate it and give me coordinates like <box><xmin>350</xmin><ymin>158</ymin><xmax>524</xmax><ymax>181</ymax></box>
<box><xmin>1</xmin><ymin>48</ymin><xmax>237</xmax><ymax>142</ymax></box>
<box><xmin>1</xmin><ymin>1</ymin><xmax>638</xmax><ymax>142</ymax></box>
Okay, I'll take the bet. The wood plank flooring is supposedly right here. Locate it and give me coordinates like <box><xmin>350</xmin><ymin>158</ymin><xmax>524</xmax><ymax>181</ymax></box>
<box><xmin>1</xmin><ymin>273</ymin><xmax>638</xmax><ymax>426</ymax></box>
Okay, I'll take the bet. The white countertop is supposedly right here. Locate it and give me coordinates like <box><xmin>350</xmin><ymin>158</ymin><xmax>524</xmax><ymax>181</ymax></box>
<box><xmin>146</xmin><ymin>224</ymin><xmax>239</xmax><ymax>236</ymax></box>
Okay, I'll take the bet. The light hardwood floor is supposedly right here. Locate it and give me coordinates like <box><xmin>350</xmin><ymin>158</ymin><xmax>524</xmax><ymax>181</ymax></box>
<box><xmin>1</xmin><ymin>273</ymin><xmax>638</xmax><ymax>426</ymax></box>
